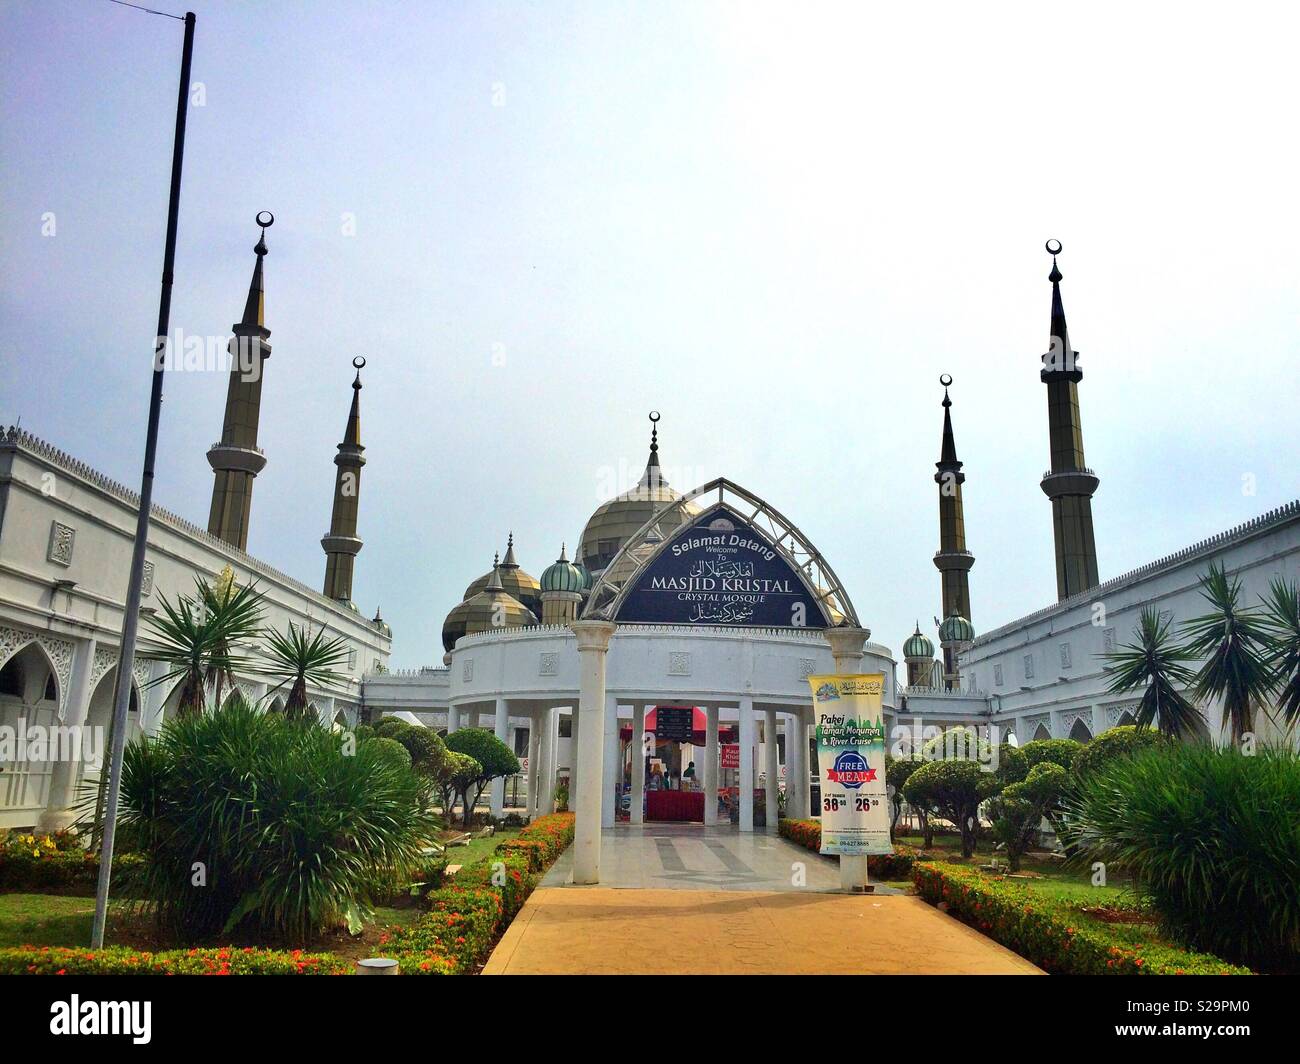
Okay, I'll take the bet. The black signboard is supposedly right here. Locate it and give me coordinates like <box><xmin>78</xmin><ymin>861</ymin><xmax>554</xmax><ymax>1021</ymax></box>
<box><xmin>615</xmin><ymin>506</ymin><xmax>830</xmax><ymax>628</ymax></box>
<box><xmin>654</xmin><ymin>706</ymin><xmax>695</xmax><ymax>742</ymax></box>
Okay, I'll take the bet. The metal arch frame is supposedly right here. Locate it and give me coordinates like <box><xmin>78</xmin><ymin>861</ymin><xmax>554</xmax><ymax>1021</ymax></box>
<box><xmin>580</xmin><ymin>477</ymin><xmax>861</xmax><ymax>628</ymax></box>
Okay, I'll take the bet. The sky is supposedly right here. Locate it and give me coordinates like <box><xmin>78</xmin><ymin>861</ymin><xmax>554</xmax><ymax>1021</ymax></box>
<box><xmin>2</xmin><ymin>0</ymin><xmax>1298</xmax><ymax>667</ymax></box>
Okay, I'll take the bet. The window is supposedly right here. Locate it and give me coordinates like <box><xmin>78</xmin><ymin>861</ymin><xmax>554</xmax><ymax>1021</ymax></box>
<box><xmin>1023</xmin><ymin>654</ymin><xmax>1034</xmax><ymax>680</ymax></box>
<box><xmin>559</xmin><ymin>716</ymin><xmax>572</xmax><ymax>738</ymax></box>
<box><xmin>0</xmin><ymin>659</ymin><xmax>22</xmax><ymax>697</ymax></box>
<box><xmin>43</xmin><ymin>674</ymin><xmax>57</xmax><ymax>702</ymax></box>
<box><xmin>514</xmin><ymin>727</ymin><xmax>530</xmax><ymax>756</ymax></box>
<box><xmin>993</xmin><ymin>663</ymin><xmax>1003</xmax><ymax>687</ymax></box>
<box><xmin>1059</xmin><ymin>643</ymin><xmax>1072</xmax><ymax>669</ymax></box>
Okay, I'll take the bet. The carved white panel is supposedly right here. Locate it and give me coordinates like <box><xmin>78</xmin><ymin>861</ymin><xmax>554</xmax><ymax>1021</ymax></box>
<box><xmin>668</xmin><ymin>651</ymin><xmax>691</xmax><ymax>676</ymax></box>
<box><xmin>0</xmin><ymin>625</ymin><xmax>30</xmax><ymax>668</ymax></box>
<box><xmin>36</xmin><ymin>633</ymin><xmax>75</xmax><ymax>714</ymax></box>
<box><xmin>539</xmin><ymin>651</ymin><xmax>557</xmax><ymax>676</ymax></box>
<box><xmin>47</xmin><ymin>521</ymin><xmax>75</xmax><ymax>566</ymax></box>
<box><xmin>798</xmin><ymin>657</ymin><xmax>816</xmax><ymax>679</ymax></box>
<box><xmin>462</xmin><ymin>658</ymin><xmax>474</xmax><ymax>682</ymax></box>
<box><xmin>141</xmin><ymin>561</ymin><xmax>155</xmax><ymax>596</ymax></box>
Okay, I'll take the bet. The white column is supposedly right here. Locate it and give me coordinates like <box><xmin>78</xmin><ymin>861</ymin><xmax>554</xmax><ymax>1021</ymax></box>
<box><xmin>569</xmin><ymin>705</ymin><xmax>580</xmax><ymax>806</ymax></box>
<box><xmin>763</xmin><ymin>708</ymin><xmax>779</xmax><ymax>830</ymax></box>
<box><xmin>526</xmin><ymin>708</ymin><xmax>540</xmax><ymax>820</ymax></box>
<box><xmin>739</xmin><ymin>696</ymin><xmax>755</xmax><ymax>832</ymax></box>
<box><xmin>602</xmin><ymin>694</ymin><xmax>619</xmax><ymax>828</ymax></box>
<box><xmin>703</xmin><ymin>704</ymin><xmax>719</xmax><ymax>827</ymax></box>
<box><xmin>141</xmin><ymin>658</ymin><xmax>167</xmax><ymax>736</ymax></box>
<box><xmin>541</xmin><ymin>706</ymin><xmax>558</xmax><ymax>815</ymax></box>
<box><xmin>825</xmin><ymin>626</ymin><xmax>871</xmax><ymax>893</ymax></box>
<box><xmin>447</xmin><ymin>704</ymin><xmax>461</xmax><ymax>735</ymax></box>
<box><xmin>630</xmin><ymin>702</ymin><xmax>646</xmax><ymax>825</ymax></box>
<box><xmin>571</xmin><ymin>620</ymin><xmax>615</xmax><ymax>884</ymax></box>
<box><xmin>783</xmin><ymin>712</ymin><xmax>801</xmax><ymax>821</ymax></box>
<box><xmin>37</xmin><ymin>636</ymin><xmax>96</xmax><ymax>833</ymax></box>
<box><xmin>490</xmin><ymin>698</ymin><xmax>509</xmax><ymax>816</ymax></box>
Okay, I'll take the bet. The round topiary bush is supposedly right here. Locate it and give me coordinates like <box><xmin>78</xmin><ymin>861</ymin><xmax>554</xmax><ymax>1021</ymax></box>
<box><xmin>1019</xmin><ymin>737</ymin><xmax>1083</xmax><ymax>771</ymax></box>
<box><xmin>1070</xmin><ymin>725</ymin><xmax>1168</xmax><ymax>780</ymax></box>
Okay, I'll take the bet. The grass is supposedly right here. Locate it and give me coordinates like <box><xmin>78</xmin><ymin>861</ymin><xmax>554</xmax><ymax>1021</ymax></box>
<box><xmin>0</xmin><ymin>894</ymin><xmax>98</xmax><ymax>948</ymax></box>
<box><xmin>440</xmin><ymin>828</ymin><xmax>520</xmax><ymax>868</ymax></box>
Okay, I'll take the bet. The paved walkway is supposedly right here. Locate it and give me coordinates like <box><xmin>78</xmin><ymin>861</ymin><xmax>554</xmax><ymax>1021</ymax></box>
<box><xmin>484</xmin><ymin>826</ymin><xmax>1042</xmax><ymax>975</ymax></box>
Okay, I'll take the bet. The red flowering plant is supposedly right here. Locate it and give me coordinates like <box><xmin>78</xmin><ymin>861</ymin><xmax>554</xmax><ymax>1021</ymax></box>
<box><xmin>912</xmin><ymin>863</ymin><xmax>1252</xmax><ymax>975</ymax></box>
<box><xmin>0</xmin><ymin>945</ymin><xmax>351</xmax><ymax>976</ymax></box>
<box><xmin>777</xmin><ymin>819</ymin><xmax>924</xmax><ymax>879</ymax></box>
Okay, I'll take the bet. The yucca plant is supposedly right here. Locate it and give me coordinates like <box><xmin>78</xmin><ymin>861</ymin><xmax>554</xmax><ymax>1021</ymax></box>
<box><xmin>1063</xmin><ymin>744</ymin><xmax>1300</xmax><ymax>972</ymax></box>
<box><xmin>1102</xmin><ymin>607</ymin><xmax>1204</xmax><ymax>739</ymax></box>
<box><xmin>1260</xmin><ymin>577</ymin><xmax>1300</xmax><ymax>728</ymax></box>
<box><xmin>259</xmin><ymin>622</ymin><xmax>350</xmax><ymax>721</ymax></box>
<box><xmin>114</xmin><ymin>697</ymin><xmax>437</xmax><ymax>942</ymax></box>
<box><xmin>1180</xmin><ymin>562</ymin><xmax>1275</xmax><ymax>745</ymax></box>
<box><xmin>139</xmin><ymin>576</ymin><xmax>265</xmax><ymax>718</ymax></box>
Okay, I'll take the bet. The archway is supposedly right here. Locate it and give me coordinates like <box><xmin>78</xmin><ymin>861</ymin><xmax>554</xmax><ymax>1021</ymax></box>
<box><xmin>1069</xmin><ymin>718</ymin><xmax>1093</xmax><ymax>743</ymax></box>
<box><xmin>79</xmin><ymin>667</ymin><xmax>142</xmax><ymax>793</ymax></box>
<box><xmin>1116</xmin><ymin>710</ymin><xmax>1136</xmax><ymax>727</ymax></box>
<box><xmin>1032</xmin><ymin>722</ymin><xmax>1051</xmax><ymax>741</ymax></box>
<box><xmin>0</xmin><ymin>642</ymin><xmax>62</xmax><ymax>814</ymax></box>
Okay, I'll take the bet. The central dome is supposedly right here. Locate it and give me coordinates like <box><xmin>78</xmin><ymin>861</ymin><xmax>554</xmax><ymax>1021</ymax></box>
<box><xmin>579</xmin><ymin>416</ymin><xmax>699</xmax><ymax>573</ymax></box>
<box><xmin>463</xmin><ymin>534</ymin><xmax>542</xmax><ymax>615</ymax></box>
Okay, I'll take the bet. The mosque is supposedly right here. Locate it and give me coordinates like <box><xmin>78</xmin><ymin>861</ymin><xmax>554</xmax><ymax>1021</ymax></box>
<box><xmin>3</xmin><ymin>227</ymin><xmax>1297</xmax><ymax>869</ymax></box>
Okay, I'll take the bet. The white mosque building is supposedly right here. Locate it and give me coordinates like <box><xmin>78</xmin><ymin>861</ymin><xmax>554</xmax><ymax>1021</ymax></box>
<box><xmin>3</xmin><ymin>229</ymin><xmax>1297</xmax><ymax>867</ymax></box>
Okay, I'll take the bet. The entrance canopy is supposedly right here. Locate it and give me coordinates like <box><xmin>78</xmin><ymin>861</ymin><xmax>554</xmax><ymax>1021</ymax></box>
<box><xmin>582</xmin><ymin>478</ymin><xmax>859</xmax><ymax>629</ymax></box>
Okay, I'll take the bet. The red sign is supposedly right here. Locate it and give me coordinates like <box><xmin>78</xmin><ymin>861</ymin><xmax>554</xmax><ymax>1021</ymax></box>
<box><xmin>721</xmin><ymin>744</ymin><xmax>740</xmax><ymax>770</ymax></box>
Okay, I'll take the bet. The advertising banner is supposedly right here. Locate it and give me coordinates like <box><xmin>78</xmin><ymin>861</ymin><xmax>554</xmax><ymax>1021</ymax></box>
<box><xmin>808</xmin><ymin>673</ymin><xmax>891</xmax><ymax>856</ymax></box>
<box><xmin>720</xmin><ymin>744</ymin><xmax>740</xmax><ymax>770</ymax></box>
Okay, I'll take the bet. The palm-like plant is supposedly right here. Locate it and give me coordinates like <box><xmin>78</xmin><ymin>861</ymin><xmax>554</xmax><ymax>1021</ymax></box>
<box><xmin>1260</xmin><ymin>577</ymin><xmax>1300</xmax><ymax>728</ymax></box>
<box><xmin>140</xmin><ymin>577</ymin><xmax>266</xmax><ymax>718</ymax></box>
<box><xmin>1102</xmin><ymin>607</ymin><xmax>1203</xmax><ymax>739</ymax></box>
<box><xmin>1180</xmin><ymin>562</ymin><xmax>1276</xmax><ymax>745</ymax></box>
<box><xmin>260</xmin><ymin>622</ymin><xmax>350</xmax><ymax>720</ymax></box>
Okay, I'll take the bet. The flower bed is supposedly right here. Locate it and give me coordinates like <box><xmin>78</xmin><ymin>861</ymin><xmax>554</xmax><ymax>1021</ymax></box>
<box><xmin>0</xmin><ymin>832</ymin><xmax>144</xmax><ymax>894</ymax></box>
<box><xmin>778</xmin><ymin>819</ymin><xmax>925</xmax><ymax>880</ymax></box>
<box><xmin>0</xmin><ymin>944</ymin><xmax>351</xmax><ymax>975</ymax></box>
<box><xmin>913</xmin><ymin>863</ymin><xmax>1252</xmax><ymax>975</ymax></box>
<box><xmin>382</xmin><ymin>812</ymin><xmax>575</xmax><ymax>975</ymax></box>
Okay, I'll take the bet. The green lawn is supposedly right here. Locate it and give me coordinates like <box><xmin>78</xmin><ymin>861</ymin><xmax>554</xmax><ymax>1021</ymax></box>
<box><xmin>0</xmin><ymin>894</ymin><xmax>100</xmax><ymax>948</ymax></box>
<box><xmin>440</xmin><ymin>828</ymin><xmax>520</xmax><ymax>868</ymax></box>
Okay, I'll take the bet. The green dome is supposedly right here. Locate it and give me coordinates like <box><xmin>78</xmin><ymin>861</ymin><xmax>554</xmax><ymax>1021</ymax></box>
<box><xmin>903</xmin><ymin>624</ymin><xmax>934</xmax><ymax>659</ymax></box>
<box><xmin>572</xmin><ymin>558</ymin><xmax>593</xmax><ymax>592</ymax></box>
<box><xmin>938</xmin><ymin>608</ymin><xmax>975</xmax><ymax>644</ymax></box>
<box><xmin>541</xmin><ymin>544</ymin><xmax>585</xmax><ymax>593</ymax></box>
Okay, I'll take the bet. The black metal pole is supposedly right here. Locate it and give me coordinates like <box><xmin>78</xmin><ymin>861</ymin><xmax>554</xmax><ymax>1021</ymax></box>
<box><xmin>91</xmin><ymin>10</ymin><xmax>196</xmax><ymax>950</ymax></box>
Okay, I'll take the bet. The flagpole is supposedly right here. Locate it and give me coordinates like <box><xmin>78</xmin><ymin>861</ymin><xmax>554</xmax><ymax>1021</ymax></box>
<box><xmin>91</xmin><ymin>10</ymin><xmax>197</xmax><ymax>950</ymax></box>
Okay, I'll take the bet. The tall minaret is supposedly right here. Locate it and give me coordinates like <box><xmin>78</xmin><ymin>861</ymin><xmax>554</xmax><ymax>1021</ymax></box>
<box><xmin>207</xmin><ymin>213</ymin><xmax>274</xmax><ymax>549</ymax></box>
<box><xmin>933</xmin><ymin>373</ymin><xmax>974</xmax><ymax>623</ymax></box>
<box><xmin>322</xmin><ymin>357</ymin><xmax>367</xmax><ymax>607</ymax></box>
<box><xmin>1038</xmin><ymin>240</ymin><xmax>1100</xmax><ymax>600</ymax></box>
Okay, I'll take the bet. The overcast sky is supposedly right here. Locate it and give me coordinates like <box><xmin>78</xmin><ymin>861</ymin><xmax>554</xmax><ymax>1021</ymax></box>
<box><xmin>3</xmin><ymin>0</ymin><xmax>1297</xmax><ymax>667</ymax></box>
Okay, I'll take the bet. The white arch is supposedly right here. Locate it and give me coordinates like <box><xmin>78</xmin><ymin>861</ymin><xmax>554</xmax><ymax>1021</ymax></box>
<box><xmin>1069</xmin><ymin>718</ymin><xmax>1094</xmax><ymax>743</ymax></box>
<box><xmin>581</xmin><ymin>477</ymin><xmax>859</xmax><ymax>627</ymax></box>
<box><xmin>0</xmin><ymin>638</ymin><xmax>62</xmax><ymax>709</ymax></box>
<box><xmin>1032</xmin><ymin>721</ymin><xmax>1052</xmax><ymax>742</ymax></box>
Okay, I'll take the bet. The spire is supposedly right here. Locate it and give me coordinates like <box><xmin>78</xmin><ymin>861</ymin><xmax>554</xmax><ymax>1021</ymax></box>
<box><xmin>938</xmin><ymin>374</ymin><xmax>960</xmax><ymax>469</ymax></box>
<box><xmin>502</xmin><ymin>532</ymin><xmax>519</xmax><ymax>569</ymax></box>
<box><xmin>486</xmin><ymin>559</ymin><xmax>504</xmax><ymax>593</ymax></box>
<box><xmin>558</xmin><ymin>542</ymin><xmax>568</xmax><ymax>562</ymax></box>
<box><xmin>638</xmin><ymin>410</ymin><xmax>668</xmax><ymax>490</ymax></box>
<box><xmin>321</xmin><ymin>356</ymin><xmax>368</xmax><ymax>607</ymax></box>
<box><xmin>1041</xmin><ymin>238</ymin><xmax>1079</xmax><ymax>381</ymax></box>
<box><xmin>240</xmin><ymin>212</ymin><xmax>272</xmax><ymax>330</ymax></box>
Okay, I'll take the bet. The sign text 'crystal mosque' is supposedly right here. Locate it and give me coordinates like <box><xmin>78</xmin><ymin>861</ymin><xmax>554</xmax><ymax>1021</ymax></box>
<box><xmin>616</xmin><ymin>508</ymin><xmax>830</xmax><ymax>628</ymax></box>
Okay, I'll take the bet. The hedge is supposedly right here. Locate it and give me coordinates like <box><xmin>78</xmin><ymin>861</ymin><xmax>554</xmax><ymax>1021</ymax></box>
<box><xmin>913</xmin><ymin>863</ymin><xmax>1252</xmax><ymax>975</ymax></box>
<box><xmin>0</xmin><ymin>832</ymin><xmax>145</xmax><ymax>894</ymax></box>
<box><xmin>0</xmin><ymin>945</ymin><xmax>352</xmax><ymax>976</ymax></box>
<box><xmin>382</xmin><ymin>812</ymin><xmax>575</xmax><ymax>975</ymax></box>
<box><xmin>778</xmin><ymin>819</ymin><xmax>925</xmax><ymax>880</ymax></box>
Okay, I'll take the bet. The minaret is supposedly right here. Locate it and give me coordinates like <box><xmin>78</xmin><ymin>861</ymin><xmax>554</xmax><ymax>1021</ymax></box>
<box><xmin>933</xmin><ymin>374</ymin><xmax>974</xmax><ymax>624</ymax></box>
<box><xmin>1039</xmin><ymin>240</ymin><xmax>1101</xmax><ymax>600</ymax></box>
<box><xmin>207</xmin><ymin>213</ymin><xmax>274</xmax><ymax>549</ymax></box>
<box><xmin>322</xmin><ymin>357</ymin><xmax>367</xmax><ymax>607</ymax></box>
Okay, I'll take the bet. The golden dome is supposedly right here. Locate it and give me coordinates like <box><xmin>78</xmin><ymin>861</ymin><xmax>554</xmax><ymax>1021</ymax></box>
<box><xmin>579</xmin><ymin>416</ymin><xmax>698</xmax><ymax>573</ymax></box>
<box><xmin>461</xmin><ymin>564</ymin><xmax>538</xmax><ymax>638</ymax></box>
<box><xmin>463</xmin><ymin>534</ymin><xmax>542</xmax><ymax>614</ymax></box>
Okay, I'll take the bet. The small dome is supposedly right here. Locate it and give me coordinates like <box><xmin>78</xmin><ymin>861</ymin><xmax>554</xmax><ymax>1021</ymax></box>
<box><xmin>540</xmin><ymin>544</ymin><xmax>585</xmax><ymax>594</ymax></box>
<box><xmin>371</xmin><ymin>607</ymin><xmax>392</xmax><ymax>639</ymax></box>
<box><xmin>441</xmin><ymin>598</ymin><xmax>472</xmax><ymax>652</ymax></box>
<box><xmin>462</xmin><ymin>565</ymin><xmax>538</xmax><ymax>638</ymax></box>
<box><xmin>464</xmin><ymin>534</ymin><xmax>542</xmax><ymax>614</ymax></box>
<box><xmin>903</xmin><ymin>623</ymin><xmax>934</xmax><ymax>659</ymax></box>
<box><xmin>938</xmin><ymin>608</ymin><xmax>976</xmax><ymax>644</ymax></box>
<box><xmin>572</xmin><ymin>558</ymin><xmax>593</xmax><ymax>592</ymax></box>
<box><xmin>579</xmin><ymin>415</ymin><xmax>698</xmax><ymax>572</ymax></box>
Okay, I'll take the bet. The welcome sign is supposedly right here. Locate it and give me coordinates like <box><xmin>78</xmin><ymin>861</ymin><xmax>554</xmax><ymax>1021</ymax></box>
<box><xmin>808</xmin><ymin>673</ymin><xmax>892</xmax><ymax>856</ymax></box>
<box><xmin>616</xmin><ymin>507</ymin><xmax>829</xmax><ymax>628</ymax></box>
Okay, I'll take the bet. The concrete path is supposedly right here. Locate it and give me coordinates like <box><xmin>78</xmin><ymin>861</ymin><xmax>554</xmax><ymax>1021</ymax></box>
<box><xmin>483</xmin><ymin>888</ymin><xmax>1043</xmax><ymax>974</ymax></box>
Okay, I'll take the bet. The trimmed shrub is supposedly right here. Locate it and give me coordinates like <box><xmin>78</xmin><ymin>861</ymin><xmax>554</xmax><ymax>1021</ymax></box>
<box><xmin>0</xmin><ymin>833</ymin><xmax>144</xmax><ymax>894</ymax></box>
<box><xmin>777</xmin><ymin>819</ymin><xmax>924</xmax><ymax>879</ymax></box>
<box><xmin>913</xmin><ymin>863</ymin><xmax>1251</xmax><ymax>975</ymax></box>
<box><xmin>0</xmin><ymin>944</ymin><xmax>351</xmax><ymax>975</ymax></box>
<box><xmin>1070</xmin><ymin>725</ymin><xmax>1167</xmax><ymax>781</ymax></box>
<box><xmin>1020</xmin><ymin>737</ymin><xmax>1082</xmax><ymax>772</ymax></box>
<box><xmin>1063</xmin><ymin>744</ymin><xmax>1300</xmax><ymax>973</ymax></box>
<box><xmin>494</xmin><ymin>812</ymin><xmax>575</xmax><ymax>872</ymax></box>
